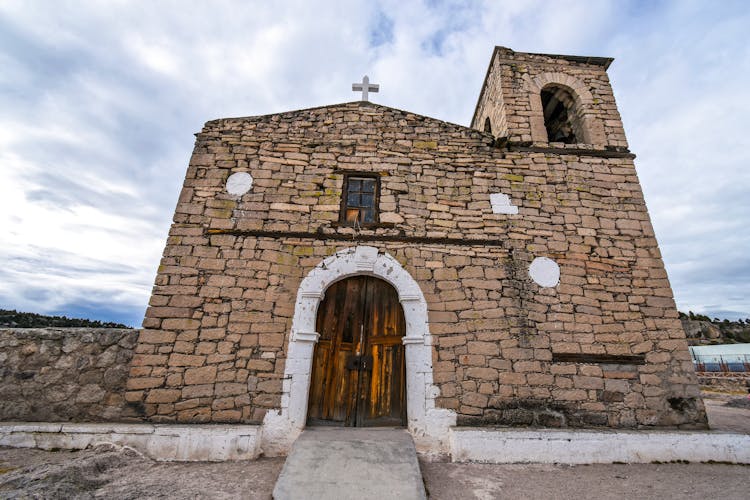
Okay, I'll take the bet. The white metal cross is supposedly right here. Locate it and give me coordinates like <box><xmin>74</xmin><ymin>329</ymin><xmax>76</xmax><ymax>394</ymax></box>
<box><xmin>352</xmin><ymin>75</ymin><xmax>379</xmax><ymax>101</ymax></box>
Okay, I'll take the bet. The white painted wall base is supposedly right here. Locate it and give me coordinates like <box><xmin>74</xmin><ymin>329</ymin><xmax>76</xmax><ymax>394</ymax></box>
<box><xmin>5</xmin><ymin>423</ymin><xmax>748</xmax><ymax>464</ymax></box>
<box><xmin>450</xmin><ymin>428</ymin><xmax>750</xmax><ymax>464</ymax></box>
<box><xmin>0</xmin><ymin>422</ymin><xmax>262</xmax><ymax>462</ymax></box>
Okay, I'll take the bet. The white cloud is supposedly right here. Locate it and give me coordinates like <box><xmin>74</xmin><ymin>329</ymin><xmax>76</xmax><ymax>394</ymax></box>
<box><xmin>604</xmin><ymin>1</ymin><xmax>750</xmax><ymax>316</ymax></box>
<box><xmin>0</xmin><ymin>0</ymin><xmax>748</xmax><ymax>324</ymax></box>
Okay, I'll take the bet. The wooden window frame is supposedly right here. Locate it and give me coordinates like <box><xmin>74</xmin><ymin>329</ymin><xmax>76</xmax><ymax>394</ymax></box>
<box><xmin>339</xmin><ymin>173</ymin><xmax>381</xmax><ymax>227</ymax></box>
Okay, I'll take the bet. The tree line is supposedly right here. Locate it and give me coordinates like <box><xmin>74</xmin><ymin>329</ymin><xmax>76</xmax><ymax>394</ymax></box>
<box><xmin>0</xmin><ymin>309</ymin><xmax>131</xmax><ymax>329</ymax></box>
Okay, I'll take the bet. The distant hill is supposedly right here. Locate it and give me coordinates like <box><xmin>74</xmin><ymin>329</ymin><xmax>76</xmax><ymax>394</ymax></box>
<box><xmin>0</xmin><ymin>309</ymin><xmax>132</xmax><ymax>329</ymax></box>
<box><xmin>680</xmin><ymin>311</ymin><xmax>750</xmax><ymax>345</ymax></box>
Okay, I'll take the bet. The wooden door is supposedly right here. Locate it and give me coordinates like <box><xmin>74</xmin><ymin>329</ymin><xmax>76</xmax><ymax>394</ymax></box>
<box><xmin>307</xmin><ymin>276</ymin><xmax>406</xmax><ymax>427</ymax></box>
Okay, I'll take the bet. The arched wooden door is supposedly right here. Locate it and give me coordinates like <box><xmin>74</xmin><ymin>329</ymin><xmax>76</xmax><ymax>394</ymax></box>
<box><xmin>307</xmin><ymin>276</ymin><xmax>406</xmax><ymax>427</ymax></box>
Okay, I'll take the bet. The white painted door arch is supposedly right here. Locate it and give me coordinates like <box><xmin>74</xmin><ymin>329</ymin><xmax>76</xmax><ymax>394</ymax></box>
<box><xmin>261</xmin><ymin>246</ymin><xmax>456</xmax><ymax>455</ymax></box>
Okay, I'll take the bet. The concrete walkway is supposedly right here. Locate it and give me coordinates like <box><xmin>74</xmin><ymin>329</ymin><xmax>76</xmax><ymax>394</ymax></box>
<box><xmin>272</xmin><ymin>427</ymin><xmax>426</xmax><ymax>500</ymax></box>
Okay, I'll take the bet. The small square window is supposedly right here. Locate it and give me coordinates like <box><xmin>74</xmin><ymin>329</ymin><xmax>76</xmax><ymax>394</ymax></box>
<box><xmin>341</xmin><ymin>175</ymin><xmax>379</xmax><ymax>225</ymax></box>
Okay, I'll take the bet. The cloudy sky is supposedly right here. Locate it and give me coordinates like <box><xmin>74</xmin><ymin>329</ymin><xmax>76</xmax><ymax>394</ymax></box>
<box><xmin>1</xmin><ymin>0</ymin><xmax>748</xmax><ymax>326</ymax></box>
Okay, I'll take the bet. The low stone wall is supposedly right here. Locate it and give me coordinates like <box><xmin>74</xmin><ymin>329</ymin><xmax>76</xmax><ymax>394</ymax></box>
<box><xmin>0</xmin><ymin>328</ymin><xmax>139</xmax><ymax>422</ymax></box>
<box><xmin>698</xmin><ymin>374</ymin><xmax>750</xmax><ymax>393</ymax></box>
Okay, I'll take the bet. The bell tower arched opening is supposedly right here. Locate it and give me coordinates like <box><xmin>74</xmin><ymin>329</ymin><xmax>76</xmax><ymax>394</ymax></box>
<box><xmin>541</xmin><ymin>84</ymin><xmax>584</xmax><ymax>144</ymax></box>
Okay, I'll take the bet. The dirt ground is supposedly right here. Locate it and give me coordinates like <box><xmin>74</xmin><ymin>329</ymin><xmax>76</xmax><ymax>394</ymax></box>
<box><xmin>0</xmin><ymin>446</ymin><xmax>285</xmax><ymax>499</ymax></box>
<box><xmin>1</xmin><ymin>391</ymin><xmax>748</xmax><ymax>499</ymax></box>
<box><xmin>420</xmin><ymin>462</ymin><xmax>749</xmax><ymax>499</ymax></box>
<box><xmin>703</xmin><ymin>390</ymin><xmax>750</xmax><ymax>433</ymax></box>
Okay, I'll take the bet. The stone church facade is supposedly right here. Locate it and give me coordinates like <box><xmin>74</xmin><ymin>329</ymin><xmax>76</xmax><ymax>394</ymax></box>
<box><xmin>128</xmin><ymin>47</ymin><xmax>707</xmax><ymax>453</ymax></box>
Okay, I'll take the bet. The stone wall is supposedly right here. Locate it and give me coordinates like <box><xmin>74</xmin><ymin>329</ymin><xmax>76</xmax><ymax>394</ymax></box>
<box><xmin>0</xmin><ymin>328</ymin><xmax>139</xmax><ymax>422</ymax></box>
<box><xmin>473</xmin><ymin>51</ymin><xmax>508</xmax><ymax>138</ymax></box>
<box><xmin>699</xmin><ymin>375</ymin><xmax>750</xmax><ymax>393</ymax></box>
<box><xmin>130</xmin><ymin>99</ymin><xmax>707</xmax><ymax>429</ymax></box>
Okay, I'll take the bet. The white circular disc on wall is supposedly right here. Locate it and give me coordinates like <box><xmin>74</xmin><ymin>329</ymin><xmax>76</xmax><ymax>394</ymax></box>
<box><xmin>226</xmin><ymin>172</ymin><xmax>253</xmax><ymax>196</ymax></box>
<box><xmin>529</xmin><ymin>257</ymin><xmax>560</xmax><ymax>287</ymax></box>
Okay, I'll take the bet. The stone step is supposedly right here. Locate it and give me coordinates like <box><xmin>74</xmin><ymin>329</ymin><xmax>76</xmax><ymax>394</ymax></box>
<box><xmin>272</xmin><ymin>427</ymin><xmax>426</xmax><ymax>500</ymax></box>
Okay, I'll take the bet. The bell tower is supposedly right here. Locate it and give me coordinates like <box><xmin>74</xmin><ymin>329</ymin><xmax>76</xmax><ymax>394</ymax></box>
<box><xmin>472</xmin><ymin>46</ymin><xmax>628</xmax><ymax>151</ymax></box>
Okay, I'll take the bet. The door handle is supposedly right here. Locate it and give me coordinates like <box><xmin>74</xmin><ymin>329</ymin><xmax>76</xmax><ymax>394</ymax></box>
<box><xmin>346</xmin><ymin>354</ymin><xmax>361</xmax><ymax>370</ymax></box>
<box><xmin>346</xmin><ymin>354</ymin><xmax>373</xmax><ymax>371</ymax></box>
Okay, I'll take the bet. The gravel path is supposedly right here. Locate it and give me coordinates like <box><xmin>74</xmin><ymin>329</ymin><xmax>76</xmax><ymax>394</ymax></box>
<box><xmin>2</xmin><ymin>446</ymin><xmax>747</xmax><ymax>500</ymax></box>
